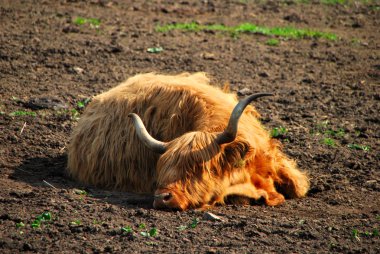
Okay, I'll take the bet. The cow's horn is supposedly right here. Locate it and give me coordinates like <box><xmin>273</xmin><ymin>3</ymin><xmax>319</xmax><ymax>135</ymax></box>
<box><xmin>128</xmin><ymin>113</ymin><xmax>167</xmax><ymax>154</ymax></box>
<box><xmin>216</xmin><ymin>93</ymin><xmax>273</xmax><ymax>145</ymax></box>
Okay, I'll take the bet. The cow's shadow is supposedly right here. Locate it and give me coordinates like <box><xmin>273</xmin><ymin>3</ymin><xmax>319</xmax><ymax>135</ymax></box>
<box><xmin>11</xmin><ymin>154</ymin><xmax>154</xmax><ymax>209</ymax></box>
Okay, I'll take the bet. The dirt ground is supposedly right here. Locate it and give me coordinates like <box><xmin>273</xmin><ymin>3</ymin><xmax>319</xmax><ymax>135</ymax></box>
<box><xmin>0</xmin><ymin>0</ymin><xmax>379</xmax><ymax>253</ymax></box>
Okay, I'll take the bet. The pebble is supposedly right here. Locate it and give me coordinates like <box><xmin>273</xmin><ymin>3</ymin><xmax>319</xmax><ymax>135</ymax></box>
<box><xmin>202</xmin><ymin>212</ymin><xmax>223</xmax><ymax>222</ymax></box>
<box><xmin>237</xmin><ymin>88</ymin><xmax>252</xmax><ymax>96</ymax></box>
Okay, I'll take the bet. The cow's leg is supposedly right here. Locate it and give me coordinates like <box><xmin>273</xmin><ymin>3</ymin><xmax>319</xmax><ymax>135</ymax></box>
<box><xmin>250</xmin><ymin>173</ymin><xmax>285</xmax><ymax>206</ymax></box>
<box><xmin>224</xmin><ymin>182</ymin><xmax>268</xmax><ymax>200</ymax></box>
<box><xmin>274</xmin><ymin>151</ymin><xmax>309</xmax><ymax>198</ymax></box>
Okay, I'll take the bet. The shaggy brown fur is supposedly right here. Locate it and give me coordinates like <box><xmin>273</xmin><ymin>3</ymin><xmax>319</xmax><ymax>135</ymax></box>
<box><xmin>67</xmin><ymin>73</ymin><xmax>309</xmax><ymax>210</ymax></box>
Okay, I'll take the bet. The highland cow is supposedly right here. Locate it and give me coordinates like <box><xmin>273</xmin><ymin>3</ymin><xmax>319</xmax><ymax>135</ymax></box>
<box><xmin>67</xmin><ymin>73</ymin><xmax>309</xmax><ymax>210</ymax></box>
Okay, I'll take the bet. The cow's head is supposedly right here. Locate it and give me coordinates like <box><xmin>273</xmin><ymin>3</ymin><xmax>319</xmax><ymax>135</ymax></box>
<box><xmin>129</xmin><ymin>93</ymin><xmax>273</xmax><ymax>210</ymax></box>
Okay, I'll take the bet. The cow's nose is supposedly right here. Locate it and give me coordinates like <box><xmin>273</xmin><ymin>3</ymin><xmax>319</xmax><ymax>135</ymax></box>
<box><xmin>153</xmin><ymin>192</ymin><xmax>174</xmax><ymax>209</ymax></box>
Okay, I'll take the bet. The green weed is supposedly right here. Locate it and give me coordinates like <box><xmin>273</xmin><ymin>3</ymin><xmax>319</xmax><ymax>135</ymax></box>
<box><xmin>70</xmin><ymin>108</ymin><xmax>80</xmax><ymax>121</ymax></box>
<box><xmin>321</xmin><ymin>0</ymin><xmax>347</xmax><ymax>4</ymax></box>
<box><xmin>145</xmin><ymin>241</ymin><xmax>158</xmax><ymax>246</ymax></box>
<box><xmin>347</xmin><ymin>144</ymin><xmax>370</xmax><ymax>151</ymax></box>
<box><xmin>139</xmin><ymin>223</ymin><xmax>146</xmax><ymax>229</ymax></box>
<box><xmin>31</xmin><ymin>211</ymin><xmax>52</xmax><ymax>229</ymax></box>
<box><xmin>74</xmin><ymin>17</ymin><xmax>101</xmax><ymax>28</ymax></box>
<box><xmin>9</xmin><ymin>111</ymin><xmax>37</xmax><ymax>117</ymax></box>
<box><xmin>16</xmin><ymin>222</ymin><xmax>25</xmax><ymax>228</ymax></box>
<box><xmin>177</xmin><ymin>217</ymin><xmax>200</xmax><ymax>231</ymax></box>
<box><xmin>141</xmin><ymin>227</ymin><xmax>158</xmax><ymax>237</ymax></box>
<box><xmin>156</xmin><ymin>22</ymin><xmax>337</xmax><ymax>40</ymax></box>
<box><xmin>74</xmin><ymin>189</ymin><xmax>88</xmax><ymax>195</ymax></box>
<box><xmin>271</xmin><ymin>126</ymin><xmax>288</xmax><ymax>138</ymax></box>
<box><xmin>71</xmin><ymin>220</ymin><xmax>81</xmax><ymax>226</ymax></box>
<box><xmin>323</xmin><ymin>128</ymin><xmax>345</xmax><ymax>138</ymax></box>
<box><xmin>121</xmin><ymin>226</ymin><xmax>133</xmax><ymax>234</ymax></box>
<box><xmin>351</xmin><ymin>38</ymin><xmax>361</xmax><ymax>45</ymax></box>
<box><xmin>352</xmin><ymin>229</ymin><xmax>360</xmax><ymax>241</ymax></box>
<box><xmin>312</xmin><ymin>121</ymin><xmax>348</xmax><ymax>147</ymax></box>
<box><xmin>190</xmin><ymin>218</ymin><xmax>199</xmax><ymax>228</ymax></box>
<box><xmin>321</xmin><ymin>137</ymin><xmax>336</xmax><ymax>147</ymax></box>
<box><xmin>147</xmin><ymin>47</ymin><xmax>164</xmax><ymax>53</ymax></box>
<box><xmin>266</xmin><ymin>38</ymin><xmax>280</xmax><ymax>46</ymax></box>
<box><xmin>77</xmin><ymin>98</ymin><xmax>91</xmax><ymax>109</ymax></box>
<box><xmin>352</xmin><ymin>228</ymin><xmax>379</xmax><ymax>240</ymax></box>
<box><xmin>54</xmin><ymin>108</ymin><xmax>80</xmax><ymax>121</ymax></box>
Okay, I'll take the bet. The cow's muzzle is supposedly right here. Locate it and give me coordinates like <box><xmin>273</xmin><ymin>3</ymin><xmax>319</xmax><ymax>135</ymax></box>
<box><xmin>153</xmin><ymin>190</ymin><xmax>185</xmax><ymax>210</ymax></box>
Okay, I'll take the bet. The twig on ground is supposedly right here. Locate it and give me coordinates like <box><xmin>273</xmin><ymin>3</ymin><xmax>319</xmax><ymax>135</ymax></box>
<box><xmin>43</xmin><ymin>180</ymin><xmax>57</xmax><ymax>189</ymax></box>
<box><xmin>20</xmin><ymin>122</ymin><xmax>27</xmax><ymax>135</ymax></box>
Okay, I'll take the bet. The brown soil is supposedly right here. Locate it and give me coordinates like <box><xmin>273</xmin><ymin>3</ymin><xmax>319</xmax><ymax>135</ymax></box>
<box><xmin>0</xmin><ymin>0</ymin><xmax>379</xmax><ymax>253</ymax></box>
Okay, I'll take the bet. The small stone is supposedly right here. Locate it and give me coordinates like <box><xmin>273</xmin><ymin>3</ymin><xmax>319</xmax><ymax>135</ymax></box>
<box><xmin>73</xmin><ymin>66</ymin><xmax>84</xmax><ymax>74</ymax></box>
<box><xmin>237</xmin><ymin>88</ymin><xmax>252</xmax><ymax>96</ymax></box>
<box><xmin>258</xmin><ymin>71</ymin><xmax>269</xmax><ymax>78</ymax></box>
<box><xmin>202</xmin><ymin>212</ymin><xmax>223</xmax><ymax>222</ymax></box>
<box><xmin>201</xmin><ymin>52</ymin><xmax>216</xmax><ymax>60</ymax></box>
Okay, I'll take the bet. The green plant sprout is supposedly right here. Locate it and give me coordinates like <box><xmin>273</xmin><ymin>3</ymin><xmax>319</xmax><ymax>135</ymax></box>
<box><xmin>271</xmin><ymin>127</ymin><xmax>288</xmax><ymax>138</ymax></box>
<box><xmin>352</xmin><ymin>229</ymin><xmax>360</xmax><ymax>241</ymax></box>
<box><xmin>77</xmin><ymin>98</ymin><xmax>91</xmax><ymax>109</ymax></box>
<box><xmin>9</xmin><ymin>111</ymin><xmax>37</xmax><ymax>117</ymax></box>
<box><xmin>74</xmin><ymin>189</ymin><xmax>88</xmax><ymax>195</ymax></box>
<box><xmin>266</xmin><ymin>38</ymin><xmax>280</xmax><ymax>46</ymax></box>
<box><xmin>352</xmin><ymin>228</ymin><xmax>379</xmax><ymax>240</ymax></box>
<box><xmin>322</xmin><ymin>137</ymin><xmax>336</xmax><ymax>147</ymax></box>
<box><xmin>147</xmin><ymin>47</ymin><xmax>164</xmax><ymax>53</ymax></box>
<box><xmin>16</xmin><ymin>222</ymin><xmax>25</xmax><ymax>228</ymax></box>
<box><xmin>140</xmin><ymin>227</ymin><xmax>158</xmax><ymax>237</ymax></box>
<box><xmin>347</xmin><ymin>144</ymin><xmax>370</xmax><ymax>151</ymax></box>
<box><xmin>190</xmin><ymin>218</ymin><xmax>199</xmax><ymax>228</ymax></box>
<box><xmin>31</xmin><ymin>211</ymin><xmax>52</xmax><ymax>228</ymax></box>
<box><xmin>121</xmin><ymin>226</ymin><xmax>133</xmax><ymax>234</ymax></box>
<box><xmin>70</xmin><ymin>108</ymin><xmax>80</xmax><ymax>121</ymax></box>
<box><xmin>177</xmin><ymin>218</ymin><xmax>200</xmax><ymax>231</ymax></box>
<box><xmin>71</xmin><ymin>220</ymin><xmax>81</xmax><ymax>226</ymax></box>
<box><xmin>74</xmin><ymin>17</ymin><xmax>101</xmax><ymax>29</ymax></box>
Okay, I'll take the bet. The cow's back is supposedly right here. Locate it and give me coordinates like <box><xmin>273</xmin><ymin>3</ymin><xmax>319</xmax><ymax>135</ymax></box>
<box><xmin>67</xmin><ymin>72</ymin><xmax>250</xmax><ymax>193</ymax></box>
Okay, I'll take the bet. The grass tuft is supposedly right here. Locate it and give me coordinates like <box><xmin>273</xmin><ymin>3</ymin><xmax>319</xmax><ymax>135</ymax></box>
<box><xmin>9</xmin><ymin>111</ymin><xmax>37</xmax><ymax>117</ymax></box>
<box><xmin>73</xmin><ymin>17</ymin><xmax>101</xmax><ymax>29</ymax></box>
<box><xmin>266</xmin><ymin>38</ymin><xmax>280</xmax><ymax>46</ymax></box>
<box><xmin>321</xmin><ymin>137</ymin><xmax>336</xmax><ymax>147</ymax></box>
<box><xmin>156</xmin><ymin>22</ymin><xmax>337</xmax><ymax>40</ymax></box>
<box><xmin>347</xmin><ymin>144</ymin><xmax>370</xmax><ymax>151</ymax></box>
